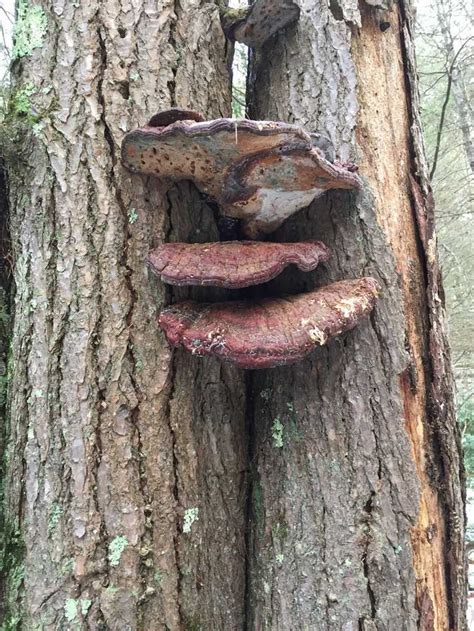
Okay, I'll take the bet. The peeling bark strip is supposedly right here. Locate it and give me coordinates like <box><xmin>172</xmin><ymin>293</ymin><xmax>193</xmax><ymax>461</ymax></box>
<box><xmin>149</xmin><ymin>240</ymin><xmax>331</xmax><ymax>288</ymax></box>
<box><xmin>410</xmin><ymin>173</ymin><xmax>466</xmax><ymax>630</ymax></box>
<box><xmin>401</xmin><ymin>2</ymin><xmax>467</xmax><ymax>622</ymax></box>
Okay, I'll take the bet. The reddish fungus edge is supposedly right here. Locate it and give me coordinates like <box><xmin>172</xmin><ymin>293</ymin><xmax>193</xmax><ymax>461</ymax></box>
<box><xmin>158</xmin><ymin>278</ymin><xmax>380</xmax><ymax>369</ymax></box>
<box><xmin>123</xmin><ymin>116</ymin><xmax>312</xmax><ymax>147</ymax></box>
<box><xmin>148</xmin><ymin>240</ymin><xmax>332</xmax><ymax>289</ymax></box>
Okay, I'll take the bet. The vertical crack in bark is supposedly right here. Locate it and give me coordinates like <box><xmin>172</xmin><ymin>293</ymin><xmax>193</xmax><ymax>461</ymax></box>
<box><xmin>243</xmin><ymin>370</ymin><xmax>256</xmax><ymax>631</ymax></box>
<box><xmin>362</xmin><ymin>490</ymin><xmax>377</xmax><ymax>621</ymax></box>
<box><xmin>94</xmin><ymin>26</ymin><xmax>125</xmax><ymax>616</ymax></box>
<box><xmin>321</xmin><ymin>502</ymin><xmax>333</xmax><ymax>625</ymax></box>
<box><xmin>328</xmin><ymin>0</ymin><xmax>345</xmax><ymax>22</ymax></box>
<box><xmin>166</xmin><ymin>354</ymin><xmax>183</xmax><ymax>625</ymax></box>
<box><xmin>167</xmin><ymin>1</ymin><xmax>180</xmax><ymax>107</ymax></box>
<box><xmin>128</xmin><ymin>356</ymin><xmax>155</xmax><ymax>626</ymax></box>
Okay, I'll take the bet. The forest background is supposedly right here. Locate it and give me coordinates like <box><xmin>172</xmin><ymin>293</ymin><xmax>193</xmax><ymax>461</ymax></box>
<box><xmin>0</xmin><ymin>0</ymin><xmax>473</xmax><ymax>611</ymax></box>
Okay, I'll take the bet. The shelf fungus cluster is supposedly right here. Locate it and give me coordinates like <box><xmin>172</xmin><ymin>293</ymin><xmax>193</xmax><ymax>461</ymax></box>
<box><xmin>122</xmin><ymin>109</ymin><xmax>380</xmax><ymax>369</ymax></box>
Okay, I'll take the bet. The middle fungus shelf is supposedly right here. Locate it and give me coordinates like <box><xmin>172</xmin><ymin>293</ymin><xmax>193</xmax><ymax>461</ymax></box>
<box><xmin>121</xmin><ymin>109</ymin><xmax>380</xmax><ymax>369</ymax></box>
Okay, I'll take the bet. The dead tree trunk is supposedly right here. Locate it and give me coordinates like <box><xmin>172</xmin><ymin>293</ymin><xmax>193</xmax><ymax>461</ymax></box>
<box><xmin>246</xmin><ymin>1</ymin><xmax>465</xmax><ymax>629</ymax></box>
<box><xmin>0</xmin><ymin>0</ymin><xmax>465</xmax><ymax>630</ymax></box>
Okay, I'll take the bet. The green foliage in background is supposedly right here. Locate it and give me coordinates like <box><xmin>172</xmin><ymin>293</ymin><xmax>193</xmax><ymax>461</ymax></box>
<box><xmin>461</xmin><ymin>400</ymin><xmax>474</xmax><ymax>485</ymax></box>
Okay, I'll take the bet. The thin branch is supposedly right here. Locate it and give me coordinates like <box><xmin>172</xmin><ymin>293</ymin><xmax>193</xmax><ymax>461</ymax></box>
<box><xmin>430</xmin><ymin>36</ymin><xmax>473</xmax><ymax>179</ymax></box>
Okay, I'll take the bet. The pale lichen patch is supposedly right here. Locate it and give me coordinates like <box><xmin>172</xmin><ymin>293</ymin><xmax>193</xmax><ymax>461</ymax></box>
<box><xmin>64</xmin><ymin>599</ymin><xmax>78</xmax><ymax>622</ymax></box>
<box><xmin>183</xmin><ymin>507</ymin><xmax>199</xmax><ymax>533</ymax></box>
<box><xmin>12</xmin><ymin>83</ymin><xmax>36</xmax><ymax>116</ymax></box>
<box><xmin>48</xmin><ymin>503</ymin><xmax>63</xmax><ymax>535</ymax></box>
<box><xmin>13</xmin><ymin>1</ymin><xmax>48</xmax><ymax>59</ymax></box>
<box><xmin>272</xmin><ymin>417</ymin><xmax>284</xmax><ymax>448</ymax></box>
<box><xmin>108</xmin><ymin>535</ymin><xmax>128</xmax><ymax>567</ymax></box>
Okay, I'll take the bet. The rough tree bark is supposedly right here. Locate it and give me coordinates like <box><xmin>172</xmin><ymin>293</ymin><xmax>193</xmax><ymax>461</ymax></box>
<box><xmin>0</xmin><ymin>0</ymin><xmax>465</xmax><ymax>630</ymax></box>
<box><xmin>2</xmin><ymin>1</ymin><xmax>247</xmax><ymax>629</ymax></box>
<box><xmin>246</xmin><ymin>1</ymin><xmax>465</xmax><ymax>629</ymax></box>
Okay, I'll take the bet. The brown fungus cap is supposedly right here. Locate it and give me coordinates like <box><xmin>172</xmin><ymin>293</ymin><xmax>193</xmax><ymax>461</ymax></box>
<box><xmin>158</xmin><ymin>277</ymin><xmax>380</xmax><ymax>369</ymax></box>
<box><xmin>122</xmin><ymin>111</ymin><xmax>362</xmax><ymax>237</ymax></box>
<box><xmin>148</xmin><ymin>240</ymin><xmax>331</xmax><ymax>289</ymax></box>
<box><xmin>147</xmin><ymin>108</ymin><xmax>205</xmax><ymax>127</ymax></box>
<box><xmin>229</xmin><ymin>0</ymin><xmax>300</xmax><ymax>48</ymax></box>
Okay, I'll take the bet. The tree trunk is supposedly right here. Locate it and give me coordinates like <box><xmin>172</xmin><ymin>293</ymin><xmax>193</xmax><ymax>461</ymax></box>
<box><xmin>246</xmin><ymin>2</ymin><xmax>465</xmax><ymax>629</ymax></box>
<box><xmin>1</xmin><ymin>1</ymin><xmax>465</xmax><ymax>630</ymax></box>
<box><xmin>2</xmin><ymin>2</ymin><xmax>247</xmax><ymax>629</ymax></box>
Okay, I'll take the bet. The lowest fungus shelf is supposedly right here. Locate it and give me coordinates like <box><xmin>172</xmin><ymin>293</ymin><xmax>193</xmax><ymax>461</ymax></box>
<box><xmin>158</xmin><ymin>278</ymin><xmax>380</xmax><ymax>369</ymax></box>
<box><xmin>121</xmin><ymin>109</ymin><xmax>361</xmax><ymax>238</ymax></box>
<box><xmin>148</xmin><ymin>241</ymin><xmax>331</xmax><ymax>289</ymax></box>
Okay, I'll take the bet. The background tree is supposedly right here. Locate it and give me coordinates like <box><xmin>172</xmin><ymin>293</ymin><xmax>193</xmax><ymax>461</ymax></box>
<box><xmin>0</xmin><ymin>1</ymin><xmax>467</xmax><ymax>630</ymax></box>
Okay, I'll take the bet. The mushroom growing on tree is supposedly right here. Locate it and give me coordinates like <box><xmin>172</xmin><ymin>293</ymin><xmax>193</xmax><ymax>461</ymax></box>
<box><xmin>121</xmin><ymin>110</ymin><xmax>361</xmax><ymax>237</ymax></box>
<box><xmin>223</xmin><ymin>0</ymin><xmax>300</xmax><ymax>48</ymax></box>
<box><xmin>158</xmin><ymin>278</ymin><xmax>380</xmax><ymax>369</ymax></box>
<box><xmin>148</xmin><ymin>240</ymin><xmax>331</xmax><ymax>288</ymax></box>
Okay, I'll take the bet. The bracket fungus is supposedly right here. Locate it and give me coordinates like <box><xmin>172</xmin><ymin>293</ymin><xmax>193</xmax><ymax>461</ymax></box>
<box><xmin>226</xmin><ymin>0</ymin><xmax>300</xmax><ymax>48</ymax></box>
<box><xmin>121</xmin><ymin>109</ymin><xmax>361</xmax><ymax>237</ymax></box>
<box><xmin>158</xmin><ymin>278</ymin><xmax>380</xmax><ymax>369</ymax></box>
<box><xmin>148</xmin><ymin>240</ymin><xmax>331</xmax><ymax>289</ymax></box>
